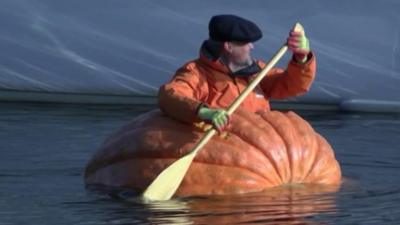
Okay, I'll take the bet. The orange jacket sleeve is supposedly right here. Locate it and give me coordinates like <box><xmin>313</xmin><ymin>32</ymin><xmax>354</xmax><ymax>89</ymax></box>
<box><xmin>158</xmin><ymin>62</ymin><xmax>209</xmax><ymax>124</ymax></box>
<box><xmin>260</xmin><ymin>52</ymin><xmax>316</xmax><ymax>99</ymax></box>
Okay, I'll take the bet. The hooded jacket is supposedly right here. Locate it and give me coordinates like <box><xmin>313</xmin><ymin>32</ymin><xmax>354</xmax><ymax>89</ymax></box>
<box><xmin>158</xmin><ymin>41</ymin><xmax>316</xmax><ymax>124</ymax></box>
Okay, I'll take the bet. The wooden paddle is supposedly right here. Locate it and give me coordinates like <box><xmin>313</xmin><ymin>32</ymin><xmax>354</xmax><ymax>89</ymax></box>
<box><xmin>142</xmin><ymin>23</ymin><xmax>305</xmax><ymax>201</ymax></box>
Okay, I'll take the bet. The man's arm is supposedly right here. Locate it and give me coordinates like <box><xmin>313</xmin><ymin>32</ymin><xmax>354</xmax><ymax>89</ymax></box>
<box><xmin>158</xmin><ymin>63</ymin><xmax>208</xmax><ymax>124</ymax></box>
<box><xmin>259</xmin><ymin>53</ymin><xmax>316</xmax><ymax>99</ymax></box>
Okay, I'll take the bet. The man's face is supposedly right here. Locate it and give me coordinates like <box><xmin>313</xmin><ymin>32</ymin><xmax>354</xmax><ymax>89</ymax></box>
<box><xmin>227</xmin><ymin>42</ymin><xmax>254</xmax><ymax>66</ymax></box>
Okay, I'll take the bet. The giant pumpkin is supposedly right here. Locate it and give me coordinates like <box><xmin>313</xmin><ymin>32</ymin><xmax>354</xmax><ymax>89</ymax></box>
<box><xmin>85</xmin><ymin>109</ymin><xmax>341</xmax><ymax>197</ymax></box>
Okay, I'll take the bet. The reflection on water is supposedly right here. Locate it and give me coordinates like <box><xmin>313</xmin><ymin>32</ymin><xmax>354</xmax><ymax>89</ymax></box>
<box><xmin>0</xmin><ymin>103</ymin><xmax>400</xmax><ymax>224</ymax></box>
<box><xmin>87</xmin><ymin>183</ymin><xmax>340</xmax><ymax>225</ymax></box>
<box><xmin>144</xmin><ymin>184</ymin><xmax>339</xmax><ymax>225</ymax></box>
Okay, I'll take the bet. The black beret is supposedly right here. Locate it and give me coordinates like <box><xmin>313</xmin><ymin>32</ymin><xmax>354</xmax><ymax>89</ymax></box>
<box><xmin>208</xmin><ymin>15</ymin><xmax>263</xmax><ymax>43</ymax></box>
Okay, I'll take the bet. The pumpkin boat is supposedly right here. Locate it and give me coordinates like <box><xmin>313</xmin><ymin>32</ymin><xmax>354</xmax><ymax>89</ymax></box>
<box><xmin>84</xmin><ymin>108</ymin><xmax>341</xmax><ymax>197</ymax></box>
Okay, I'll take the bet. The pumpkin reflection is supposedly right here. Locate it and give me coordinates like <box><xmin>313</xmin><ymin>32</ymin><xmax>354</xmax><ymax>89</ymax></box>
<box><xmin>144</xmin><ymin>184</ymin><xmax>339</xmax><ymax>225</ymax></box>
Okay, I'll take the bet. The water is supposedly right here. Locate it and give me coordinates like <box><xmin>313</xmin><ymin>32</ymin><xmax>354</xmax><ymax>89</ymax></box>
<box><xmin>1</xmin><ymin>103</ymin><xmax>399</xmax><ymax>225</ymax></box>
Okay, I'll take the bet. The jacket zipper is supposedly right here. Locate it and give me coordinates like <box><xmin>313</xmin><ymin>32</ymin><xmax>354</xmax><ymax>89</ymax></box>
<box><xmin>232</xmin><ymin>77</ymin><xmax>241</xmax><ymax>95</ymax></box>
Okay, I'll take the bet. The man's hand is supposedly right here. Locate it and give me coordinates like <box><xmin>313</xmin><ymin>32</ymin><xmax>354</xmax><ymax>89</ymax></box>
<box><xmin>287</xmin><ymin>31</ymin><xmax>310</xmax><ymax>63</ymax></box>
<box><xmin>197</xmin><ymin>105</ymin><xmax>230</xmax><ymax>132</ymax></box>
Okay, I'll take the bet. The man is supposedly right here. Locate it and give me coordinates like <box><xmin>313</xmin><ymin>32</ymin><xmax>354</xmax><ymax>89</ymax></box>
<box><xmin>158</xmin><ymin>15</ymin><xmax>316</xmax><ymax>132</ymax></box>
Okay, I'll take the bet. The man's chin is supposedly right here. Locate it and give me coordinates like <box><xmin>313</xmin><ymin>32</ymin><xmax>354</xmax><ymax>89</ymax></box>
<box><xmin>238</xmin><ymin>58</ymin><xmax>253</xmax><ymax>67</ymax></box>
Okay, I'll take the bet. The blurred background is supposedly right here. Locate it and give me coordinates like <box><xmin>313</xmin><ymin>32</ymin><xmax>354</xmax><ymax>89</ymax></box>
<box><xmin>1</xmin><ymin>0</ymin><xmax>399</xmax><ymax>111</ymax></box>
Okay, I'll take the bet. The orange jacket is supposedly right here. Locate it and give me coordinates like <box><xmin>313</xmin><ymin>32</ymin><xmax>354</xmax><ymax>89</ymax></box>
<box><xmin>158</xmin><ymin>49</ymin><xmax>316</xmax><ymax>124</ymax></box>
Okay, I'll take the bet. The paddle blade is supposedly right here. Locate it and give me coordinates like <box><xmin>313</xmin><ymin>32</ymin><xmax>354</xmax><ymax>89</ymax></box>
<box><xmin>142</xmin><ymin>151</ymin><xmax>196</xmax><ymax>201</ymax></box>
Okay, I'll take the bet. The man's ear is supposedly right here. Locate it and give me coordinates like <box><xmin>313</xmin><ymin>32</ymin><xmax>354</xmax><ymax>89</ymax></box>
<box><xmin>223</xmin><ymin>42</ymin><xmax>232</xmax><ymax>53</ymax></box>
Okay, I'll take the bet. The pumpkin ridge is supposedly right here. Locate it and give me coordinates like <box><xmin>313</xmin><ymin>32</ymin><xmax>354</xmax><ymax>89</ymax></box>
<box><xmin>105</xmin><ymin>156</ymin><xmax>271</xmax><ymax>187</ymax></box>
<box><xmin>286</xmin><ymin>112</ymin><xmax>319</xmax><ymax>182</ymax></box>
<box><xmin>305</xmin><ymin>134</ymin><xmax>341</xmax><ymax>184</ymax></box>
<box><xmin>228</xmin><ymin>115</ymin><xmax>283</xmax><ymax>184</ymax></box>
<box><xmin>303</xmin><ymin>134</ymin><xmax>328</xmax><ymax>183</ymax></box>
<box><xmin>259</xmin><ymin>112</ymin><xmax>292</xmax><ymax>183</ymax></box>
<box><xmin>236</xmin><ymin>110</ymin><xmax>290</xmax><ymax>180</ymax></box>
<box><xmin>272</xmin><ymin>112</ymin><xmax>295</xmax><ymax>183</ymax></box>
<box><xmin>278</xmin><ymin>112</ymin><xmax>297</xmax><ymax>183</ymax></box>
<box><xmin>235</xmin><ymin>109</ymin><xmax>287</xmax><ymax>183</ymax></box>
<box><xmin>205</xmin><ymin>135</ymin><xmax>279</xmax><ymax>184</ymax></box>
<box><xmin>178</xmin><ymin>161</ymin><xmax>271</xmax><ymax>196</ymax></box>
<box><xmin>301</xmin><ymin>121</ymin><xmax>319</xmax><ymax>183</ymax></box>
<box><xmin>86</xmin><ymin>152</ymin><xmax>273</xmax><ymax>185</ymax></box>
<box><xmin>189</xmin><ymin>159</ymin><xmax>270</xmax><ymax>184</ymax></box>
